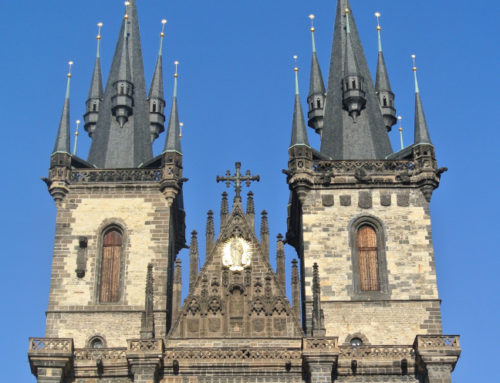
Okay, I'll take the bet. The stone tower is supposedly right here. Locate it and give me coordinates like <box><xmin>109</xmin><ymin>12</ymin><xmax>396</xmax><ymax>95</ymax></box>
<box><xmin>29</xmin><ymin>1</ymin><xmax>461</xmax><ymax>383</ymax></box>
<box><xmin>286</xmin><ymin>0</ymin><xmax>460</xmax><ymax>382</ymax></box>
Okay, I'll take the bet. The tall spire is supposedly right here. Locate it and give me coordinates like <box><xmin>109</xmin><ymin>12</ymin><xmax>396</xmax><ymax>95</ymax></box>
<box><xmin>307</xmin><ymin>14</ymin><xmax>326</xmax><ymax>135</ymax></box>
<box><xmin>84</xmin><ymin>22</ymin><xmax>104</xmax><ymax>138</ymax></box>
<box><xmin>374</xmin><ymin>12</ymin><xmax>397</xmax><ymax>132</ymax></box>
<box><xmin>321</xmin><ymin>0</ymin><xmax>393</xmax><ymax>159</ymax></box>
<box><xmin>163</xmin><ymin>61</ymin><xmax>182</xmax><ymax>153</ymax></box>
<box><xmin>412</xmin><ymin>55</ymin><xmax>432</xmax><ymax>145</ymax></box>
<box><xmin>148</xmin><ymin>19</ymin><xmax>167</xmax><ymax>143</ymax></box>
<box><xmin>88</xmin><ymin>0</ymin><xmax>153</xmax><ymax>168</ymax></box>
<box><xmin>290</xmin><ymin>56</ymin><xmax>310</xmax><ymax>148</ymax></box>
<box><xmin>53</xmin><ymin>61</ymin><xmax>73</xmax><ymax>155</ymax></box>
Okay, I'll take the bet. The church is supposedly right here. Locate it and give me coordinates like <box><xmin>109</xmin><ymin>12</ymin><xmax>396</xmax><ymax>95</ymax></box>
<box><xmin>28</xmin><ymin>1</ymin><xmax>461</xmax><ymax>382</ymax></box>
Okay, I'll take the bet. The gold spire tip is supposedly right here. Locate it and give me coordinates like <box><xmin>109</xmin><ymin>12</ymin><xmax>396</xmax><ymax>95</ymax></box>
<box><xmin>179</xmin><ymin>122</ymin><xmax>184</xmax><ymax>138</ymax></box>
<box><xmin>97</xmin><ymin>22</ymin><xmax>103</xmax><ymax>40</ymax></box>
<box><xmin>75</xmin><ymin>120</ymin><xmax>81</xmax><ymax>136</ymax></box>
<box><xmin>160</xmin><ymin>19</ymin><xmax>167</xmax><ymax>37</ymax></box>
<box><xmin>67</xmin><ymin>61</ymin><xmax>74</xmax><ymax>77</ymax></box>
<box><xmin>174</xmin><ymin>60</ymin><xmax>179</xmax><ymax>77</ymax></box>
<box><xmin>293</xmin><ymin>55</ymin><xmax>298</xmax><ymax>72</ymax></box>
<box><xmin>411</xmin><ymin>54</ymin><xmax>417</xmax><ymax>71</ymax></box>
<box><xmin>309</xmin><ymin>14</ymin><xmax>315</xmax><ymax>32</ymax></box>
<box><xmin>124</xmin><ymin>1</ymin><xmax>130</xmax><ymax>19</ymax></box>
<box><xmin>345</xmin><ymin>8</ymin><xmax>350</xmax><ymax>14</ymax></box>
<box><xmin>375</xmin><ymin>12</ymin><xmax>381</xmax><ymax>30</ymax></box>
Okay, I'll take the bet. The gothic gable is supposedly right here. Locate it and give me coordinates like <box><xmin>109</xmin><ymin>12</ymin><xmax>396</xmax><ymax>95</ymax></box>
<box><xmin>170</xmin><ymin>201</ymin><xmax>303</xmax><ymax>339</ymax></box>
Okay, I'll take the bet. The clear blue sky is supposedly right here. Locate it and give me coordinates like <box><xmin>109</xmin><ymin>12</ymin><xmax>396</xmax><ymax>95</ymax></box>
<box><xmin>1</xmin><ymin>0</ymin><xmax>498</xmax><ymax>381</ymax></box>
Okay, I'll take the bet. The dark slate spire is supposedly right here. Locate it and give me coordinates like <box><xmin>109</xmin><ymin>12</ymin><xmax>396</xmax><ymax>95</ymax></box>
<box><xmin>290</xmin><ymin>58</ymin><xmax>310</xmax><ymax>148</ymax></box>
<box><xmin>88</xmin><ymin>0</ymin><xmax>153</xmax><ymax>168</ymax></box>
<box><xmin>321</xmin><ymin>0</ymin><xmax>393</xmax><ymax>159</ymax></box>
<box><xmin>374</xmin><ymin>13</ymin><xmax>397</xmax><ymax>132</ymax></box>
<box><xmin>163</xmin><ymin>62</ymin><xmax>182</xmax><ymax>153</ymax></box>
<box><xmin>84</xmin><ymin>23</ymin><xmax>104</xmax><ymax>138</ymax></box>
<box><xmin>148</xmin><ymin>20</ymin><xmax>167</xmax><ymax>143</ymax></box>
<box><xmin>342</xmin><ymin>8</ymin><xmax>366</xmax><ymax>121</ymax></box>
<box><xmin>307</xmin><ymin>15</ymin><xmax>326</xmax><ymax>135</ymax></box>
<box><xmin>412</xmin><ymin>55</ymin><xmax>432</xmax><ymax>145</ymax></box>
<box><xmin>53</xmin><ymin>61</ymin><xmax>73</xmax><ymax>154</ymax></box>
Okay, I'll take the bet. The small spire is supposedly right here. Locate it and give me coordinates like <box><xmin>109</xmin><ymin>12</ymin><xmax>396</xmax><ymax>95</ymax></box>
<box><xmin>123</xmin><ymin>1</ymin><xmax>130</xmax><ymax>38</ymax></box>
<box><xmin>140</xmin><ymin>263</ymin><xmax>155</xmax><ymax>339</ymax></box>
<box><xmin>311</xmin><ymin>263</ymin><xmax>325</xmax><ymax>336</ymax></box>
<box><xmin>412</xmin><ymin>55</ymin><xmax>432</xmax><ymax>144</ymax></box>
<box><xmin>374</xmin><ymin>12</ymin><xmax>396</xmax><ymax>131</ymax></box>
<box><xmin>172</xmin><ymin>259</ymin><xmax>182</xmax><ymax>321</ymax></box>
<box><xmin>291</xmin><ymin>259</ymin><xmax>300</xmax><ymax>320</ymax></box>
<box><xmin>189</xmin><ymin>231</ymin><xmax>199</xmax><ymax>290</ymax></box>
<box><xmin>260</xmin><ymin>210</ymin><xmax>269</xmax><ymax>259</ymax></box>
<box><xmin>342</xmin><ymin>8</ymin><xmax>366</xmax><ymax>121</ymax></box>
<box><xmin>276</xmin><ymin>234</ymin><xmax>286</xmax><ymax>292</ymax></box>
<box><xmin>246</xmin><ymin>191</ymin><xmax>255</xmax><ymax>215</ymax></box>
<box><xmin>84</xmin><ymin>23</ymin><xmax>104</xmax><ymax>138</ymax></box>
<box><xmin>307</xmin><ymin>14</ymin><xmax>326</xmax><ymax>135</ymax></box>
<box><xmin>164</xmin><ymin>62</ymin><xmax>182</xmax><ymax>153</ymax></box>
<box><xmin>398</xmin><ymin>116</ymin><xmax>404</xmax><ymax>150</ymax></box>
<box><xmin>206</xmin><ymin>210</ymin><xmax>215</xmax><ymax>255</ymax></box>
<box><xmin>220</xmin><ymin>192</ymin><xmax>229</xmax><ymax>228</ymax></box>
<box><xmin>53</xmin><ymin>61</ymin><xmax>73</xmax><ymax>154</ymax></box>
<box><xmin>148</xmin><ymin>19</ymin><xmax>168</xmax><ymax>143</ymax></box>
<box><xmin>309</xmin><ymin>14</ymin><xmax>317</xmax><ymax>53</ymax></box>
<box><xmin>73</xmin><ymin>120</ymin><xmax>80</xmax><ymax>156</ymax></box>
<box><xmin>290</xmin><ymin>56</ymin><xmax>310</xmax><ymax>148</ymax></box>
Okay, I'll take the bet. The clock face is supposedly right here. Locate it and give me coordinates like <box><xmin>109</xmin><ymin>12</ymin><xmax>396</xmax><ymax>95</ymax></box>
<box><xmin>222</xmin><ymin>237</ymin><xmax>252</xmax><ymax>272</ymax></box>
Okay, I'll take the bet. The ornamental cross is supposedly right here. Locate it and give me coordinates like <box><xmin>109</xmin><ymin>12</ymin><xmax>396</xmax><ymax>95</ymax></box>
<box><xmin>216</xmin><ymin>162</ymin><xmax>260</xmax><ymax>198</ymax></box>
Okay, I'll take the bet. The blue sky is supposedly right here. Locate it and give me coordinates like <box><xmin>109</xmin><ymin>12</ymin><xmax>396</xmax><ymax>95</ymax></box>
<box><xmin>1</xmin><ymin>0</ymin><xmax>498</xmax><ymax>381</ymax></box>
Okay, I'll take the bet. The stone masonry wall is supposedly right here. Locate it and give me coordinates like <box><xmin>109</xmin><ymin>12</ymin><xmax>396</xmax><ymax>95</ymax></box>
<box><xmin>45</xmin><ymin>183</ymin><xmax>172</xmax><ymax>348</ymax></box>
<box><xmin>301</xmin><ymin>188</ymin><xmax>442</xmax><ymax>344</ymax></box>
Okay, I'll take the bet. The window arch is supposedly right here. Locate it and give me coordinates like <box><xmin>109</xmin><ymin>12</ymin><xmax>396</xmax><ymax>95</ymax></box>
<box><xmin>350</xmin><ymin>216</ymin><xmax>390</xmax><ymax>299</ymax></box>
<box><xmin>99</xmin><ymin>228</ymin><xmax>123</xmax><ymax>303</ymax></box>
<box><xmin>357</xmin><ymin>225</ymin><xmax>379</xmax><ymax>291</ymax></box>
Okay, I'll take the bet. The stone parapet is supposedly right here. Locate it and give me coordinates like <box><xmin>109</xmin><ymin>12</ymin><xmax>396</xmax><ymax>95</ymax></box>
<box><xmin>28</xmin><ymin>338</ymin><xmax>74</xmax><ymax>383</ymax></box>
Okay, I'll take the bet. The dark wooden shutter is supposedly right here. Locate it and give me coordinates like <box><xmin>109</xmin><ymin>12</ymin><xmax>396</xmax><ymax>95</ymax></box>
<box><xmin>358</xmin><ymin>225</ymin><xmax>380</xmax><ymax>291</ymax></box>
<box><xmin>100</xmin><ymin>230</ymin><xmax>123</xmax><ymax>302</ymax></box>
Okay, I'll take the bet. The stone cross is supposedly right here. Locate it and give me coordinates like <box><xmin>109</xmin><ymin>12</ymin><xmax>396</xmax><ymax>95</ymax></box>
<box><xmin>216</xmin><ymin>162</ymin><xmax>260</xmax><ymax>199</ymax></box>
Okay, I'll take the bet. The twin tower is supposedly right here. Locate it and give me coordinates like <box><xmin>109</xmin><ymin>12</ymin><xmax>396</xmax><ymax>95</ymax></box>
<box><xmin>29</xmin><ymin>1</ymin><xmax>460</xmax><ymax>383</ymax></box>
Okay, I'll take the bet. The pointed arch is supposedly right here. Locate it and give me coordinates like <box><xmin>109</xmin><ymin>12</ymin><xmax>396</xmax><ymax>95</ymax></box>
<box><xmin>99</xmin><ymin>228</ymin><xmax>123</xmax><ymax>303</ymax></box>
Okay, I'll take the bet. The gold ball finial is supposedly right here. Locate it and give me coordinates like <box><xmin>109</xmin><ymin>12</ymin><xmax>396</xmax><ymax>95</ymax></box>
<box><xmin>67</xmin><ymin>61</ymin><xmax>74</xmax><ymax>77</ymax></box>
<box><xmin>309</xmin><ymin>14</ymin><xmax>315</xmax><ymax>32</ymax></box>
<box><xmin>411</xmin><ymin>54</ymin><xmax>417</xmax><ymax>72</ymax></box>
<box><xmin>97</xmin><ymin>22</ymin><xmax>103</xmax><ymax>40</ymax></box>
<box><xmin>375</xmin><ymin>12</ymin><xmax>381</xmax><ymax>31</ymax></box>
<box><xmin>293</xmin><ymin>55</ymin><xmax>299</xmax><ymax>72</ymax></box>
<box><xmin>160</xmin><ymin>19</ymin><xmax>167</xmax><ymax>37</ymax></box>
<box><xmin>174</xmin><ymin>60</ymin><xmax>179</xmax><ymax>78</ymax></box>
<box><xmin>345</xmin><ymin>8</ymin><xmax>350</xmax><ymax>14</ymax></box>
<box><xmin>179</xmin><ymin>122</ymin><xmax>184</xmax><ymax>138</ymax></box>
<box><xmin>162</xmin><ymin>19</ymin><xmax>168</xmax><ymax>25</ymax></box>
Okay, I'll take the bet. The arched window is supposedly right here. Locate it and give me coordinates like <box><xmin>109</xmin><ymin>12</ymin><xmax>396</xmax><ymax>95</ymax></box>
<box><xmin>357</xmin><ymin>225</ymin><xmax>379</xmax><ymax>291</ymax></box>
<box><xmin>99</xmin><ymin>229</ymin><xmax>123</xmax><ymax>303</ymax></box>
<box><xmin>89</xmin><ymin>336</ymin><xmax>105</xmax><ymax>349</ymax></box>
<box><xmin>316</xmin><ymin>98</ymin><xmax>321</xmax><ymax>108</ymax></box>
<box><xmin>350</xmin><ymin>216</ymin><xmax>390</xmax><ymax>299</ymax></box>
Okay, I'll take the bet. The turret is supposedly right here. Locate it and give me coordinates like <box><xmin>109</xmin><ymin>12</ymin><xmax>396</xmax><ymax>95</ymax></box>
<box><xmin>148</xmin><ymin>19</ymin><xmax>167</xmax><ymax>143</ymax></box>
<box><xmin>83</xmin><ymin>22</ymin><xmax>104</xmax><ymax>137</ymax></box>
<box><xmin>342</xmin><ymin>8</ymin><xmax>366</xmax><ymax>121</ymax></box>
<box><xmin>374</xmin><ymin>13</ymin><xmax>397</xmax><ymax>131</ymax></box>
<box><xmin>160</xmin><ymin>62</ymin><xmax>184</xmax><ymax>206</ymax></box>
<box><xmin>307</xmin><ymin>14</ymin><xmax>326</xmax><ymax>135</ymax></box>
<box><xmin>47</xmin><ymin>61</ymin><xmax>74</xmax><ymax>206</ymax></box>
<box><xmin>287</xmin><ymin>56</ymin><xmax>313</xmax><ymax>203</ymax></box>
<box><xmin>111</xmin><ymin>4</ymin><xmax>134</xmax><ymax>129</ymax></box>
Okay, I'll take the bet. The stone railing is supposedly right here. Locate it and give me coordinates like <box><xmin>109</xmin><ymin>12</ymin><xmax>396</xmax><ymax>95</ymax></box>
<box><xmin>313</xmin><ymin>160</ymin><xmax>415</xmax><ymax>175</ymax></box>
<box><xmin>128</xmin><ymin>339</ymin><xmax>164</xmax><ymax>353</ymax></box>
<box><xmin>74</xmin><ymin>348</ymin><xmax>127</xmax><ymax>361</ymax></box>
<box><xmin>165</xmin><ymin>348</ymin><xmax>302</xmax><ymax>361</ymax></box>
<box><xmin>415</xmin><ymin>335</ymin><xmax>460</xmax><ymax>350</ymax></box>
<box><xmin>303</xmin><ymin>337</ymin><xmax>339</xmax><ymax>353</ymax></box>
<box><xmin>339</xmin><ymin>345</ymin><xmax>415</xmax><ymax>360</ymax></box>
<box><xmin>71</xmin><ymin>169</ymin><xmax>162</xmax><ymax>184</ymax></box>
<box><xmin>28</xmin><ymin>338</ymin><xmax>73</xmax><ymax>354</ymax></box>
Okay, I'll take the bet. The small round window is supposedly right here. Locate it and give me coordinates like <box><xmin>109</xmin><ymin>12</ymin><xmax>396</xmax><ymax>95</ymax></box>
<box><xmin>90</xmin><ymin>337</ymin><xmax>104</xmax><ymax>349</ymax></box>
<box><xmin>350</xmin><ymin>337</ymin><xmax>363</xmax><ymax>347</ymax></box>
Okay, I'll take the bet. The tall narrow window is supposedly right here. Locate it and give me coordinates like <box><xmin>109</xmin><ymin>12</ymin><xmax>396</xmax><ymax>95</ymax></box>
<box><xmin>100</xmin><ymin>229</ymin><xmax>123</xmax><ymax>303</ymax></box>
<box><xmin>357</xmin><ymin>225</ymin><xmax>379</xmax><ymax>291</ymax></box>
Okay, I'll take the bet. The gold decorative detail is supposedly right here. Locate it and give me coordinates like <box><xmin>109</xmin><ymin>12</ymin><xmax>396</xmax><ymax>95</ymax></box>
<box><xmin>222</xmin><ymin>237</ymin><xmax>252</xmax><ymax>272</ymax></box>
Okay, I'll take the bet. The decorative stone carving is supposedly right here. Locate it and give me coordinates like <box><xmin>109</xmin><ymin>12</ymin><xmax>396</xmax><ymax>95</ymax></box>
<box><xmin>340</xmin><ymin>195</ymin><xmax>352</xmax><ymax>206</ymax></box>
<box><xmin>358</xmin><ymin>191</ymin><xmax>372</xmax><ymax>209</ymax></box>
<box><xmin>321</xmin><ymin>194</ymin><xmax>334</xmax><ymax>207</ymax></box>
